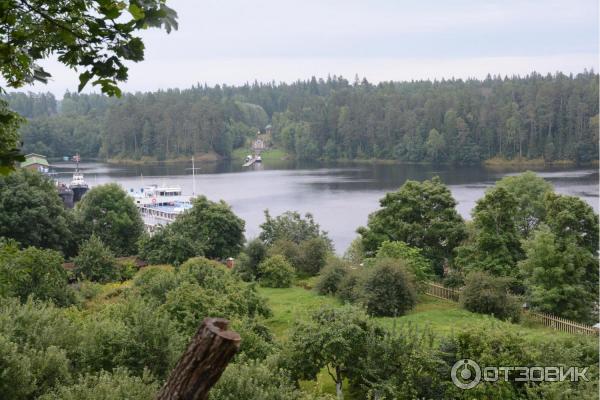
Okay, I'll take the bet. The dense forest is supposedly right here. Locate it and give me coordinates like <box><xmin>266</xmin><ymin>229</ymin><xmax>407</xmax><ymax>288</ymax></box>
<box><xmin>4</xmin><ymin>71</ymin><xmax>599</xmax><ymax>164</ymax></box>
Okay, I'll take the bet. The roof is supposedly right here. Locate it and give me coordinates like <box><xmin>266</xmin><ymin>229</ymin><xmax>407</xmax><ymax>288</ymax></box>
<box><xmin>21</xmin><ymin>153</ymin><xmax>49</xmax><ymax>168</ymax></box>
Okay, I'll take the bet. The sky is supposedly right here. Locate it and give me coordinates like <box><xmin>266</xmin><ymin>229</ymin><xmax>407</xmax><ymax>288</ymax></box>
<box><xmin>13</xmin><ymin>0</ymin><xmax>600</xmax><ymax>96</ymax></box>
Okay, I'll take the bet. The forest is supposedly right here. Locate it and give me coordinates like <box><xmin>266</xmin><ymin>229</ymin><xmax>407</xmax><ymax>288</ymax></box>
<box><xmin>4</xmin><ymin>71</ymin><xmax>599</xmax><ymax>164</ymax></box>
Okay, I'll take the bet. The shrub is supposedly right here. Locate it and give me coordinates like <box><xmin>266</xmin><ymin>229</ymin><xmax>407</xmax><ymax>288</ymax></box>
<box><xmin>133</xmin><ymin>267</ymin><xmax>178</xmax><ymax>302</ymax></box>
<box><xmin>177</xmin><ymin>257</ymin><xmax>231</xmax><ymax>289</ymax></box>
<box><xmin>208</xmin><ymin>359</ymin><xmax>311</xmax><ymax>400</ymax></box>
<box><xmin>337</xmin><ymin>268</ymin><xmax>363</xmax><ymax>303</ymax></box>
<box><xmin>460</xmin><ymin>271</ymin><xmax>521</xmax><ymax>322</ymax></box>
<box><xmin>0</xmin><ymin>244</ymin><xmax>75</xmax><ymax>306</ymax></box>
<box><xmin>315</xmin><ymin>258</ymin><xmax>349</xmax><ymax>295</ymax></box>
<box><xmin>268</xmin><ymin>239</ymin><xmax>302</xmax><ymax>268</ymax></box>
<box><xmin>234</xmin><ymin>239</ymin><xmax>267</xmax><ymax>281</ymax></box>
<box><xmin>76</xmin><ymin>281</ymin><xmax>103</xmax><ymax>301</ymax></box>
<box><xmin>360</xmin><ymin>258</ymin><xmax>417</xmax><ymax>317</ymax></box>
<box><xmin>38</xmin><ymin>368</ymin><xmax>159</xmax><ymax>400</ymax></box>
<box><xmin>116</xmin><ymin>259</ymin><xmax>138</xmax><ymax>281</ymax></box>
<box><xmin>258</xmin><ymin>255</ymin><xmax>294</xmax><ymax>288</ymax></box>
<box><xmin>79</xmin><ymin>295</ymin><xmax>185</xmax><ymax>379</ymax></box>
<box><xmin>297</xmin><ymin>237</ymin><xmax>330</xmax><ymax>276</ymax></box>
<box><xmin>74</xmin><ymin>235</ymin><xmax>118</xmax><ymax>283</ymax></box>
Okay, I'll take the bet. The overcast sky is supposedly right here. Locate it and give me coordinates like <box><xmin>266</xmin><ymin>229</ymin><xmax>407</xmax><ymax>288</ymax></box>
<box><xmin>14</xmin><ymin>0</ymin><xmax>600</xmax><ymax>96</ymax></box>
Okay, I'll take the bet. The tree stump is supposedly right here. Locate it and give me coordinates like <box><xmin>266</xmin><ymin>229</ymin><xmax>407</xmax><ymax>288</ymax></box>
<box><xmin>156</xmin><ymin>317</ymin><xmax>241</xmax><ymax>400</ymax></box>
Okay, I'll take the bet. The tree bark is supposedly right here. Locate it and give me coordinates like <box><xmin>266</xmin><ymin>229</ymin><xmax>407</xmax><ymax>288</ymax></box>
<box><xmin>156</xmin><ymin>318</ymin><xmax>241</xmax><ymax>400</ymax></box>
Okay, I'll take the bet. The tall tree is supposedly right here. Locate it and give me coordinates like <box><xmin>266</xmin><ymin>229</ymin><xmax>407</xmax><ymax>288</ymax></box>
<box><xmin>358</xmin><ymin>177</ymin><xmax>466</xmax><ymax>275</ymax></box>
<box><xmin>74</xmin><ymin>183</ymin><xmax>144</xmax><ymax>256</ymax></box>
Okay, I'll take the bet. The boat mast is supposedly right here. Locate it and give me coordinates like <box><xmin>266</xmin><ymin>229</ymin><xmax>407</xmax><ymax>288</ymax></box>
<box><xmin>192</xmin><ymin>156</ymin><xmax>196</xmax><ymax>196</ymax></box>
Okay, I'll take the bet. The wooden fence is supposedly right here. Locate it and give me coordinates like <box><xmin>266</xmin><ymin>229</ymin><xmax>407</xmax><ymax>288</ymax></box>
<box><xmin>424</xmin><ymin>282</ymin><xmax>461</xmax><ymax>302</ymax></box>
<box><xmin>525</xmin><ymin>311</ymin><xmax>598</xmax><ymax>336</ymax></box>
<box><xmin>423</xmin><ymin>282</ymin><xmax>598</xmax><ymax>336</ymax></box>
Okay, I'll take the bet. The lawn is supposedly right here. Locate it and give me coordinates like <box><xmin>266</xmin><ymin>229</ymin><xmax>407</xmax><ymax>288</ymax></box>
<box><xmin>257</xmin><ymin>285</ymin><xmax>574</xmax><ymax>343</ymax></box>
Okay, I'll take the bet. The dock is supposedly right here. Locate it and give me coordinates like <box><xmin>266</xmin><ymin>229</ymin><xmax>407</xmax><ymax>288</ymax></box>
<box><xmin>243</xmin><ymin>156</ymin><xmax>260</xmax><ymax>167</ymax></box>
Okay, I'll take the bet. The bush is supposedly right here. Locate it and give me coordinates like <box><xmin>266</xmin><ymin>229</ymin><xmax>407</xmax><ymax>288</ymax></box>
<box><xmin>268</xmin><ymin>239</ymin><xmax>302</xmax><ymax>268</ymax></box>
<box><xmin>76</xmin><ymin>281</ymin><xmax>103</xmax><ymax>301</ymax></box>
<box><xmin>74</xmin><ymin>235</ymin><xmax>118</xmax><ymax>283</ymax></box>
<box><xmin>337</xmin><ymin>268</ymin><xmax>363</xmax><ymax>303</ymax></box>
<box><xmin>133</xmin><ymin>267</ymin><xmax>178</xmax><ymax>302</ymax></box>
<box><xmin>315</xmin><ymin>258</ymin><xmax>349</xmax><ymax>295</ymax></box>
<box><xmin>234</xmin><ymin>239</ymin><xmax>267</xmax><ymax>281</ymax></box>
<box><xmin>0</xmin><ymin>244</ymin><xmax>75</xmax><ymax>306</ymax></box>
<box><xmin>297</xmin><ymin>237</ymin><xmax>330</xmax><ymax>276</ymax></box>
<box><xmin>460</xmin><ymin>271</ymin><xmax>521</xmax><ymax>322</ymax></box>
<box><xmin>38</xmin><ymin>368</ymin><xmax>159</xmax><ymax>400</ymax></box>
<box><xmin>258</xmin><ymin>256</ymin><xmax>294</xmax><ymax>288</ymax></box>
<box><xmin>360</xmin><ymin>258</ymin><xmax>417</xmax><ymax>317</ymax></box>
<box><xmin>116</xmin><ymin>259</ymin><xmax>137</xmax><ymax>280</ymax></box>
<box><xmin>208</xmin><ymin>359</ymin><xmax>312</xmax><ymax>400</ymax></box>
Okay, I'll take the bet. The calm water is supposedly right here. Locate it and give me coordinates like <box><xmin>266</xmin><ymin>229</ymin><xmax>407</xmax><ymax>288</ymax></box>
<box><xmin>54</xmin><ymin>160</ymin><xmax>599</xmax><ymax>254</ymax></box>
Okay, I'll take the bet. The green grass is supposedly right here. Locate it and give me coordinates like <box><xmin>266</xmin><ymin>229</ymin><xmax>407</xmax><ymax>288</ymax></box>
<box><xmin>257</xmin><ymin>285</ymin><xmax>340</xmax><ymax>339</ymax></box>
<box><xmin>257</xmin><ymin>285</ymin><xmax>574</xmax><ymax>343</ymax></box>
<box><xmin>231</xmin><ymin>147</ymin><xmax>290</xmax><ymax>162</ymax></box>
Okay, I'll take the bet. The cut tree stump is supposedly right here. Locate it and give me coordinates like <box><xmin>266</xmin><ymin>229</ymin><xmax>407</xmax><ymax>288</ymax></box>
<box><xmin>156</xmin><ymin>317</ymin><xmax>241</xmax><ymax>400</ymax></box>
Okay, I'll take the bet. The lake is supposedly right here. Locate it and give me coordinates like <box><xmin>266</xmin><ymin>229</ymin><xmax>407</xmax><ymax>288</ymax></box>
<box><xmin>54</xmin><ymin>160</ymin><xmax>599</xmax><ymax>254</ymax></box>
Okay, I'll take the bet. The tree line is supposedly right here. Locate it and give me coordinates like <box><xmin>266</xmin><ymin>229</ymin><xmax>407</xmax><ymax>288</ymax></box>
<box><xmin>4</xmin><ymin>70</ymin><xmax>598</xmax><ymax>164</ymax></box>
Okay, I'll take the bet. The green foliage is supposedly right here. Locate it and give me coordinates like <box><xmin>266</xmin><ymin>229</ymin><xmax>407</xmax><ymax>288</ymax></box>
<box><xmin>544</xmin><ymin>192</ymin><xmax>599</xmax><ymax>255</ymax></box>
<box><xmin>0</xmin><ymin>99</ymin><xmax>25</xmax><ymax>173</ymax></box>
<box><xmin>360</xmin><ymin>258</ymin><xmax>417</xmax><ymax>317</ymax></box>
<box><xmin>0</xmin><ymin>244</ymin><xmax>74</xmax><ymax>306</ymax></box>
<box><xmin>297</xmin><ymin>237</ymin><xmax>330</xmax><ymax>276</ymax></box>
<box><xmin>260</xmin><ymin>210</ymin><xmax>332</xmax><ymax>247</ymax></box>
<box><xmin>454</xmin><ymin>186</ymin><xmax>523</xmax><ymax>277</ymax></box>
<box><xmin>519</xmin><ymin>225</ymin><xmax>597</xmax><ymax>323</ymax></box>
<box><xmin>138</xmin><ymin>226</ymin><xmax>202</xmax><ymax>266</ymax></box>
<box><xmin>315</xmin><ymin>258</ymin><xmax>350</xmax><ymax>295</ymax></box>
<box><xmin>0</xmin><ymin>334</ymin><xmax>72</xmax><ymax>400</ymax></box>
<box><xmin>233</xmin><ymin>238</ymin><xmax>267</xmax><ymax>281</ymax></box>
<box><xmin>38</xmin><ymin>368</ymin><xmax>159</xmax><ymax>400</ymax></box>
<box><xmin>208</xmin><ymin>359</ymin><xmax>312</xmax><ymax>400</ymax></box>
<box><xmin>73</xmin><ymin>234</ymin><xmax>117</xmax><ymax>283</ymax></box>
<box><xmin>460</xmin><ymin>271</ymin><xmax>521</xmax><ymax>322</ymax></box>
<box><xmin>132</xmin><ymin>266</ymin><xmax>178</xmax><ymax>302</ymax></box>
<box><xmin>0</xmin><ymin>0</ymin><xmax>177</xmax><ymax>96</ymax></box>
<box><xmin>440</xmin><ymin>328</ymin><xmax>599</xmax><ymax>399</ymax></box>
<box><xmin>355</xmin><ymin>326</ymin><xmax>446</xmax><ymax>400</ymax></box>
<box><xmin>75</xmin><ymin>183</ymin><xmax>144</xmax><ymax>256</ymax></box>
<box><xmin>0</xmin><ymin>169</ymin><xmax>73</xmax><ymax>254</ymax></box>
<box><xmin>170</xmin><ymin>196</ymin><xmax>245</xmax><ymax>259</ymax></box>
<box><xmin>495</xmin><ymin>171</ymin><xmax>553</xmax><ymax>236</ymax></box>
<box><xmin>336</xmin><ymin>268</ymin><xmax>363</xmax><ymax>303</ymax></box>
<box><xmin>258</xmin><ymin>255</ymin><xmax>295</xmax><ymax>288</ymax></box>
<box><xmin>358</xmin><ymin>177</ymin><xmax>466</xmax><ymax>275</ymax></box>
<box><xmin>79</xmin><ymin>295</ymin><xmax>185</xmax><ymax>379</ymax></box>
<box><xmin>374</xmin><ymin>240</ymin><xmax>433</xmax><ymax>283</ymax></box>
<box><xmin>282</xmin><ymin>305</ymin><xmax>378</xmax><ymax>397</ymax></box>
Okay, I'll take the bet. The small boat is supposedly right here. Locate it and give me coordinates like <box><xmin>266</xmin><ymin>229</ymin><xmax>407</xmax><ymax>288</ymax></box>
<box><xmin>68</xmin><ymin>154</ymin><xmax>89</xmax><ymax>202</ymax></box>
<box><xmin>255</xmin><ymin>155</ymin><xmax>262</xmax><ymax>163</ymax></box>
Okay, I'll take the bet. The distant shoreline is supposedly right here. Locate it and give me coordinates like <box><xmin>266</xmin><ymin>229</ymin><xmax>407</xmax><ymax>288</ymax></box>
<box><xmin>68</xmin><ymin>151</ymin><xmax>596</xmax><ymax>169</ymax></box>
